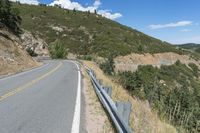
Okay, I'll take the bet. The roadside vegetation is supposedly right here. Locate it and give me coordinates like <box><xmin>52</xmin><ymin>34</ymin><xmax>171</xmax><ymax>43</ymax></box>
<box><xmin>83</xmin><ymin>60</ymin><xmax>177</xmax><ymax>133</ymax></box>
<box><xmin>118</xmin><ymin>61</ymin><xmax>200</xmax><ymax>132</ymax></box>
<box><xmin>100</xmin><ymin>54</ymin><xmax>115</xmax><ymax>75</ymax></box>
<box><xmin>26</xmin><ymin>47</ymin><xmax>38</xmax><ymax>57</ymax></box>
<box><xmin>49</xmin><ymin>40</ymin><xmax>67</xmax><ymax>59</ymax></box>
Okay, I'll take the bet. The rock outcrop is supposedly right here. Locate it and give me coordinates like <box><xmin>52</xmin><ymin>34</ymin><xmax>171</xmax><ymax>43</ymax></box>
<box><xmin>0</xmin><ymin>28</ymin><xmax>39</xmax><ymax>75</ymax></box>
<box><xmin>20</xmin><ymin>30</ymin><xmax>49</xmax><ymax>56</ymax></box>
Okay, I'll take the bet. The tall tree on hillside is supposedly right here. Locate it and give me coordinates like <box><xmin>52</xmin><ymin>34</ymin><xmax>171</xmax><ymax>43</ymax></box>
<box><xmin>0</xmin><ymin>0</ymin><xmax>21</xmax><ymax>34</ymax></box>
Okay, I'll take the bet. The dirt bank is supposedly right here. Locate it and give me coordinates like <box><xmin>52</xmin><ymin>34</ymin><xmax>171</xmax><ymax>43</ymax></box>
<box><xmin>0</xmin><ymin>28</ymin><xmax>39</xmax><ymax>76</ymax></box>
<box><xmin>114</xmin><ymin>52</ymin><xmax>200</xmax><ymax>72</ymax></box>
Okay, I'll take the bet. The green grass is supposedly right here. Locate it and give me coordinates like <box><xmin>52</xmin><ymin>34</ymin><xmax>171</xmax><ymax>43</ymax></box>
<box><xmin>13</xmin><ymin>3</ymin><xmax>183</xmax><ymax>58</ymax></box>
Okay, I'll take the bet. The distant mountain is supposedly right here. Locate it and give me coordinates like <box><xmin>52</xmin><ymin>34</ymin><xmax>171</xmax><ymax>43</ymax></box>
<box><xmin>177</xmin><ymin>43</ymin><xmax>200</xmax><ymax>53</ymax></box>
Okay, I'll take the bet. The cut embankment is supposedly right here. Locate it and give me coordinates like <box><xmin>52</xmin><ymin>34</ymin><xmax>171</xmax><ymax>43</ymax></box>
<box><xmin>0</xmin><ymin>29</ymin><xmax>39</xmax><ymax>76</ymax></box>
<box><xmin>114</xmin><ymin>52</ymin><xmax>200</xmax><ymax>72</ymax></box>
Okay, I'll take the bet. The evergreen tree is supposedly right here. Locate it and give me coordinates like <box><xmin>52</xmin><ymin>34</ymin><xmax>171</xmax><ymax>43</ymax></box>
<box><xmin>0</xmin><ymin>0</ymin><xmax>21</xmax><ymax>34</ymax></box>
<box><xmin>94</xmin><ymin>9</ymin><xmax>97</xmax><ymax>14</ymax></box>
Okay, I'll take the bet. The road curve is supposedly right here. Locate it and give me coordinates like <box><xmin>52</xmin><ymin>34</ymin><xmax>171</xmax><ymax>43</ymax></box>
<box><xmin>0</xmin><ymin>60</ymin><xmax>81</xmax><ymax>133</ymax></box>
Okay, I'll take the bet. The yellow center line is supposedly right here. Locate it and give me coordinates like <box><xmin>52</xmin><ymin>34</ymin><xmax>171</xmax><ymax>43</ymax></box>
<box><xmin>0</xmin><ymin>62</ymin><xmax>63</xmax><ymax>102</ymax></box>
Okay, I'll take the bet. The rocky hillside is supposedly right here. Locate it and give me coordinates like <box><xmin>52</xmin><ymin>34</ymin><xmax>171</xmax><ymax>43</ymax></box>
<box><xmin>12</xmin><ymin>3</ymin><xmax>183</xmax><ymax>58</ymax></box>
<box><xmin>0</xmin><ymin>28</ymin><xmax>39</xmax><ymax>75</ymax></box>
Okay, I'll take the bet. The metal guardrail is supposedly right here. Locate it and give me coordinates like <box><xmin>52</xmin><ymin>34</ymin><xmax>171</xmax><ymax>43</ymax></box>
<box><xmin>85</xmin><ymin>67</ymin><xmax>133</xmax><ymax>133</ymax></box>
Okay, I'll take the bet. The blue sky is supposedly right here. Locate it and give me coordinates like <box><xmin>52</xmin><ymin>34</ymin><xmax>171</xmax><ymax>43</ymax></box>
<box><xmin>15</xmin><ymin>0</ymin><xmax>200</xmax><ymax>44</ymax></box>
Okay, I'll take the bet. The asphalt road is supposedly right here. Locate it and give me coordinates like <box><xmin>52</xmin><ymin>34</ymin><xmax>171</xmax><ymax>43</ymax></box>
<box><xmin>0</xmin><ymin>60</ymin><xmax>82</xmax><ymax>133</ymax></box>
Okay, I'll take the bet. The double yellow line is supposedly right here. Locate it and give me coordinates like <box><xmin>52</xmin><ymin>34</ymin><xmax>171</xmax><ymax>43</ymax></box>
<box><xmin>0</xmin><ymin>62</ymin><xmax>62</xmax><ymax>102</ymax></box>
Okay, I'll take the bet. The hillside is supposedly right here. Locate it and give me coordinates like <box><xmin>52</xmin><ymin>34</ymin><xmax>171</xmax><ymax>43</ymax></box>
<box><xmin>0</xmin><ymin>28</ymin><xmax>39</xmax><ymax>75</ymax></box>
<box><xmin>177</xmin><ymin>43</ymin><xmax>200</xmax><ymax>53</ymax></box>
<box><xmin>118</xmin><ymin>61</ymin><xmax>200</xmax><ymax>132</ymax></box>
<box><xmin>13</xmin><ymin>3</ymin><xmax>182</xmax><ymax>58</ymax></box>
<box><xmin>10</xmin><ymin>3</ymin><xmax>200</xmax><ymax>133</ymax></box>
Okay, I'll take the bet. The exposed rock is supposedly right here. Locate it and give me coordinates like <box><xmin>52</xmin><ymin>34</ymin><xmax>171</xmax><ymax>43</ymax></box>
<box><xmin>20</xmin><ymin>30</ymin><xmax>49</xmax><ymax>56</ymax></box>
<box><xmin>0</xmin><ymin>28</ymin><xmax>39</xmax><ymax>75</ymax></box>
<box><xmin>52</xmin><ymin>26</ymin><xmax>64</xmax><ymax>32</ymax></box>
<box><xmin>114</xmin><ymin>52</ymin><xmax>200</xmax><ymax>72</ymax></box>
<box><xmin>49</xmin><ymin>25</ymin><xmax>67</xmax><ymax>32</ymax></box>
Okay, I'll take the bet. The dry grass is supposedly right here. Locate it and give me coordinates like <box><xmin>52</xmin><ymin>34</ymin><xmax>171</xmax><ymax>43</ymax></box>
<box><xmin>0</xmin><ymin>29</ymin><xmax>39</xmax><ymax>76</ymax></box>
<box><xmin>82</xmin><ymin>60</ymin><xmax>177</xmax><ymax>133</ymax></box>
<box><xmin>81</xmin><ymin>65</ymin><xmax>114</xmax><ymax>133</ymax></box>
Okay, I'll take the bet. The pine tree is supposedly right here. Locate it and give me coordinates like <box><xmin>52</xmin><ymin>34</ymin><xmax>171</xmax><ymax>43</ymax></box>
<box><xmin>94</xmin><ymin>9</ymin><xmax>97</xmax><ymax>14</ymax></box>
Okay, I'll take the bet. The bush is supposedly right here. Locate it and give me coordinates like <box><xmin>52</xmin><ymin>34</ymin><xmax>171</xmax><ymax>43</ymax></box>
<box><xmin>188</xmin><ymin>63</ymin><xmax>199</xmax><ymax>77</ymax></box>
<box><xmin>100</xmin><ymin>55</ymin><xmax>115</xmax><ymax>75</ymax></box>
<box><xmin>81</xmin><ymin>55</ymin><xmax>92</xmax><ymax>61</ymax></box>
<box><xmin>119</xmin><ymin>63</ymin><xmax>200</xmax><ymax>132</ymax></box>
<box><xmin>50</xmin><ymin>41</ymin><xmax>67</xmax><ymax>59</ymax></box>
<box><xmin>26</xmin><ymin>47</ymin><xmax>38</xmax><ymax>57</ymax></box>
<box><xmin>0</xmin><ymin>0</ymin><xmax>21</xmax><ymax>34</ymax></box>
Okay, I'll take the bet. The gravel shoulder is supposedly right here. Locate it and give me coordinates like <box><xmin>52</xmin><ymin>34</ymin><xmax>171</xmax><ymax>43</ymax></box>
<box><xmin>81</xmin><ymin>64</ymin><xmax>114</xmax><ymax>133</ymax></box>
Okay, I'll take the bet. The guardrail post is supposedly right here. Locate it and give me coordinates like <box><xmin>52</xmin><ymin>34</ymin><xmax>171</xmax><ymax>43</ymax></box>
<box><xmin>87</xmin><ymin>67</ymin><xmax>133</xmax><ymax>133</ymax></box>
<box><xmin>115</xmin><ymin>101</ymin><xmax>132</xmax><ymax>125</ymax></box>
<box><xmin>97</xmin><ymin>79</ymin><xmax>103</xmax><ymax>85</ymax></box>
<box><xmin>90</xmin><ymin>70</ymin><xmax>94</xmax><ymax>76</ymax></box>
<box><xmin>102</xmin><ymin>86</ymin><xmax>112</xmax><ymax>97</ymax></box>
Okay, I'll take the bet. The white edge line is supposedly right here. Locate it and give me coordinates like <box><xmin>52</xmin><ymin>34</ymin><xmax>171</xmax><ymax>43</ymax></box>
<box><xmin>71</xmin><ymin>61</ymin><xmax>81</xmax><ymax>133</ymax></box>
<box><xmin>0</xmin><ymin>63</ymin><xmax>49</xmax><ymax>81</ymax></box>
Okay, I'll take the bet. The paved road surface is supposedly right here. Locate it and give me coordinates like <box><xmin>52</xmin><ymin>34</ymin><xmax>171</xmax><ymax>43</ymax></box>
<box><xmin>0</xmin><ymin>60</ymin><xmax>82</xmax><ymax>133</ymax></box>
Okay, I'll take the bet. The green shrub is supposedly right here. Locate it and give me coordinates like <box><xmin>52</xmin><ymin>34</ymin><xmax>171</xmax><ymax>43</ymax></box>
<box><xmin>80</xmin><ymin>55</ymin><xmax>93</xmax><ymax>61</ymax></box>
<box><xmin>26</xmin><ymin>47</ymin><xmax>38</xmax><ymax>57</ymax></box>
<box><xmin>188</xmin><ymin>63</ymin><xmax>199</xmax><ymax>77</ymax></box>
<box><xmin>50</xmin><ymin>41</ymin><xmax>67</xmax><ymax>59</ymax></box>
<box><xmin>119</xmin><ymin>63</ymin><xmax>200</xmax><ymax>132</ymax></box>
<box><xmin>100</xmin><ymin>56</ymin><xmax>115</xmax><ymax>75</ymax></box>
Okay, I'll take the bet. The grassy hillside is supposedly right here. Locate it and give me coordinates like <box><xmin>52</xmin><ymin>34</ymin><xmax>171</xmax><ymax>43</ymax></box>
<box><xmin>177</xmin><ymin>43</ymin><xmax>200</xmax><ymax>53</ymax></box>
<box><xmin>13</xmin><ymin>3</ymin><xmax>182</xmax><ymax>58</ymax></box>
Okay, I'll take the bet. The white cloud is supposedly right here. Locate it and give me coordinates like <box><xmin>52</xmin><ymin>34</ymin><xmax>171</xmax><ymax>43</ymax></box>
<box><xmin>98</xmin><ymin>10</ymin><xmax>122</xmax><ymax>20</ymax></box>
<box><xmin>49</xmin><ymin>0</ymin><xmax>122</xmax><ymax>20</ymax></box>
<box><xmin>180</xmin><ymin>29</ymin><xmax>191</xmax><ymax>32</ymax></box>
<box><xmin>49</xmin><ymin>0</ymin><xmax>99</xmax><ymax>12</ymax></box>
<box><xmin>10</xmin><ymin>0</ymin><xmax>39</xmax><ymax>5</ymax></box>
<box><xmin>149</xmin><ymin>21</ymin><xmax>193</xmax><ymax>29</ymax></box>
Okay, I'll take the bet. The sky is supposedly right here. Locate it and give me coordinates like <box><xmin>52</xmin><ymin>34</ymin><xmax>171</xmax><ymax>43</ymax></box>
<box><xmin>11</xmin><ymin>0</ymin><xmax>200</xmax><ymax>44</ymax></box>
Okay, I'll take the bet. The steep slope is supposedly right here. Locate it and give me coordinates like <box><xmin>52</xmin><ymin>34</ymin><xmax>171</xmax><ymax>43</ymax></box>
<box><xmin>13</xmin><ymin>3</ymin><xmax>182</xmax><ymax>58</ymax></box>
<box><xmin>0</xmin><ymin>28</ymin><xmax>38</xmax><ymax>75</ymax></box>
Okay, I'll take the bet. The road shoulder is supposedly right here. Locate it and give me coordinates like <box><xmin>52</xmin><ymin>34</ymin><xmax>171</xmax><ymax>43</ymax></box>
<box><xmin>81</xmin><ymin>65</ymin><xmax>114</xmax><ymax>133</ymax></box>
